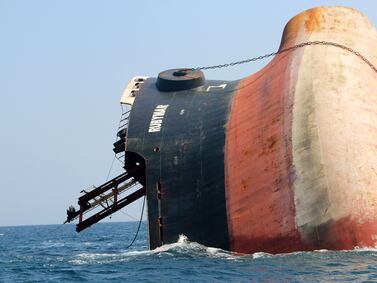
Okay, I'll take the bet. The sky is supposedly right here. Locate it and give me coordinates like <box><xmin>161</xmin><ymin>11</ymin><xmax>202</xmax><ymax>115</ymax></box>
<box><xmin>0</xmin><ymin>0</ymin><xmax>376</xmax><ymax>227</ymax></box>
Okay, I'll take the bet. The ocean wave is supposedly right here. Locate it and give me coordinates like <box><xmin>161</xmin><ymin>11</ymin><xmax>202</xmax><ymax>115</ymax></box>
<box><xmin>313</xmin><ymin>246</ymin><xmax>377</xmax><ymax>254</ymax></box>
<box><xmin>265</xmin><ymin>246</ymin><xmax>377</xmax><ymax>258</ymax></box>
<box><xmin>151</xmin><ymin>235</ymin><xmax>239</xmax><ymax>259</ymax></box>
<box><xmin>0</xmin><ymin>233</ymin><xmax>4</xmax><ymax>236</ymax></box>
<box><xmin>243</xmin><ymin>245</ymin><xmax>377</xmax><ymax>259</ymax></box>
<box><xmin>352</xmin><ymin>246</ymin><xmax>377</xmax><ymax>252</ymax></box>
<box><xmin>70</xmin><ymin>252</ymin><xmax>129</xmax><ymax>265</ymax></box>
<box><xmin>314</xmin><ymin>249</ymin><xmax>329</xmax><ymax>253</ymax></box>
<box><xmin>71</xmin><ymin>235</ymin><xmax>240</xmax><ymax>265</ymax></box>
<box><xmin>70</xmin><ymin>235</ymin><xmax>377</xmax><ymax>266</ymax></box>
<box><xmin>251</xmin><ymin>252</ymin><xmax>272</xmax><ymax>259</ymax></box>
<box><xmin>41</xmin><ymin>240</ymin><xmax>65</xmax><ymax>248</ymax></box>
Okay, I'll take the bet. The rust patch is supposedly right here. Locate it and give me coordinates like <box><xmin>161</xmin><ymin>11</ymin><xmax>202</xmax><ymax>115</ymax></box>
<box><xmin>224</xmin><ymin>5</ymin><xmax>377</xmax><ymax>254</ymax></box>
<box><xmin>280</xmin><ymin>7</ymin><xmax>324</xmax><ymax>48</ymax></box>
<box><xmin>267</xmin><ymin>136</ymin><xmax>277</xmax><ymax>149</ymax></box>
<box><xmin>224</xmin><ymin>36</ymin><xmax>307</xmax><ymax>253</ymax></box>
<box><xmin>304</xmin><ymin>8</ymin><xmax>323</xmax><ymax>32</ymax></box>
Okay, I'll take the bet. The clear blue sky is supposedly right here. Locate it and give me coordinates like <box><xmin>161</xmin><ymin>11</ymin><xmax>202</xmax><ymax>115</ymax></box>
<box><xmin>0</xmin><ymin>0</ymin><xmax>376</xmax><ymax>227</ymax></box>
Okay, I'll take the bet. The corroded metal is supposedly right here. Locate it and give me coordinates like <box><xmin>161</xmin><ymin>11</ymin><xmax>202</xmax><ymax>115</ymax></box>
<box><xmin>68</xmin><ymin>6</ymin><xmax>377</xmax><ymax>254</ymax></box>
<box><xmin>226</xmin><ymin>6</ymin><xmax>377</xmax><ymax>253</ymax></box>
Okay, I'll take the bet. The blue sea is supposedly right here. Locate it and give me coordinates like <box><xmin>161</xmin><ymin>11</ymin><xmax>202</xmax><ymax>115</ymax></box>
<box><xmin>1</xmin><ymin>222</ymin><xmax>377</xmax><ymax>282</ymax></box>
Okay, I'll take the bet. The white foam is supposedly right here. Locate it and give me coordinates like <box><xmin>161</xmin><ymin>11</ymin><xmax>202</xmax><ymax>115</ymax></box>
<box><xmin>150</xmin><ymin>235</ymin><xmax>239</xmax><ymax>259</ymax></box>
<box><xmin>71</xmin><ymin>252</ymin><xmax>132</xmax><ymax>265</ymax></box>
<box><xmin>76</xmin><ymin>252</ymin><xmax>119</xmax><ymax>259</ymax></box>
<box><xmin>312</xmin><ymin>246</ymin><xmax>377</xmax><ymax>254</ymax></box>
<box><xmin>70</xmin><ymin>259</ymin><xmax>86</xmax><ymax>265</ymax></box>
<box><xmin>314</xmin><ymin>249</ymin><xmax>329</xmax><ymax>253</ymax></box>
<box><xmin>352</xmin><ymin>246</ymin><xmax>377</xmax><ymax>252</ymax></box>
<box><xmin>72</xmin><ymin>234</ymin><xmax>239</xmax><ymax>264</ymax></box>
<box><xmin>152</xmin><ymin>234</ymin><xmax>190</xmax><ymax>253</ymax></box>
<box><xmin>252</xmin><ymin>252</ymin><xmax>272</xmax><ymax>259</ymax></box>
<box><xmin>0</xmin><ymin>233</ymin><xmax>4</xmax><ymax>236</ymax></box>
<box><xmin>42</xmin><ymin>241</ymin><xmax>65</xmax><ymax>248</ymax></box>
<box><xmin>262</xmin><ymin>246</ymin><xmax>377</xmax><ymax>257</ymax></box>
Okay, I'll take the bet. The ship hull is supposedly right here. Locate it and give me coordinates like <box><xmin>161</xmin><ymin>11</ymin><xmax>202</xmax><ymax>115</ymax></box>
<box><xmin>125</xmin><ymin>6</ymin><xmax>377</xmax><ymax>253</ymax></box>
<box><xmin>226</xmin><ymin>6</ymin><xmax>377</xmax><ymax>253</ymax></box>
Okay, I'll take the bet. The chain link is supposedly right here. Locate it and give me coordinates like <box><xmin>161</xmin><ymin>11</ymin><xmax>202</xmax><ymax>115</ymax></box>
<box><xmin>193</xmin><ymin>41</ymin><xmax>377</xmax><ymax>73</ymax></box>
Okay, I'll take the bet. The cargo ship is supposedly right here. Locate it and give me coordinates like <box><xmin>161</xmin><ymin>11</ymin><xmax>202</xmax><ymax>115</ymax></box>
<box><xmin>65</xmin><ymin>6</ymin><xmax>377</xmax><ymax>254</ymax></box>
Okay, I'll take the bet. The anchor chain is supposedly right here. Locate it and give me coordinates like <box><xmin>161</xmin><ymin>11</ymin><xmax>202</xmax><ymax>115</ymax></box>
<box><xmin>193</xmin><ymin>41</ymin><xmax>377</xmax><ymax>74</ymax></box>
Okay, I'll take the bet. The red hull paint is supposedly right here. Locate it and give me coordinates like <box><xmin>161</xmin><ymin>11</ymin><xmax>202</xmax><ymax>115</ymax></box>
<box><xmin>316</xmin><ymin>217</ymin><xmax>377</xmax><ymax>250</ymax></box>
<box><xmin>225</xmin><ymin>44</ymin><xmax>306</xmax><ymax>254</ymax></box>
<box><xmin>225</xmin><ymin>6</ymin><xmax>377</xmax><ymax>253</ymax></box>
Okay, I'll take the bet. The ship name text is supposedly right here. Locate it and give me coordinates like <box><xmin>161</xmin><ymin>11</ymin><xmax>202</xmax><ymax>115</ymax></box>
<box><xmin>148</xmin><ymin>105</ymin><xmax>169</xmax><ymax>133</ymax></box>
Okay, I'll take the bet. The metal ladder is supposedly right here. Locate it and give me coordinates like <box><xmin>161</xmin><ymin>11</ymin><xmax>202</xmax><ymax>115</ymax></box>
<box><xmin>114</xmin><ymin>107</ymin><xmax>131</xmax><ymax>164</ymax></box>
<box><xmin>66</xmin><ymin>165</ymin><xmax>145</xmax><ymax>232</ymax></box>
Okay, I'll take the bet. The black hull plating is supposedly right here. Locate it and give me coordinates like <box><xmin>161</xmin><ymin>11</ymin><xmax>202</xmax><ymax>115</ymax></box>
<box><xmin>126</xmin><ymin>78</ymin><xmax>238</xmax><ymax>249</ymax></box>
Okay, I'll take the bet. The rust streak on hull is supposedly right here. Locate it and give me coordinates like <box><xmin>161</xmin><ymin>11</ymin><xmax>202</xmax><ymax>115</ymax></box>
<box><xmin>225</xmin><ymin>6</ymin><xmax>377</xmax><ymax>253</ymax></box>
<box><xmin>225</xmin><ymin>45</ymin><xmax>305</xmax><ymax>254</ymax></box>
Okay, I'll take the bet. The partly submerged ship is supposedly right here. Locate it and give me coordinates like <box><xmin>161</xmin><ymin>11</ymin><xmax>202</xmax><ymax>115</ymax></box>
<box><xmin>66</xmin><ymin>6</ymin><xmax>377</xmax><ymax>254</ymax></box>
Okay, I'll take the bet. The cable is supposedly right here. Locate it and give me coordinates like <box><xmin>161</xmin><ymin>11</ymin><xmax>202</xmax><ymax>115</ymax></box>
<box><xmin>124</xmin><ymin>195</ymin><xmax>146</xmax><ymax>249</ymax></box>
<box><xmin>105</xmin><ymin>154</ymin><xmax>116</xmax><ymax>181</ymax></box>
<box><xmin>118</xmin><ymin>209</ymin><xmax>147</xmax><ymax>225</ymax></box>
<box><xmin>193</xmin><ymin>40</ymin><xmax>377</xmax><ymax>74</ymax></box>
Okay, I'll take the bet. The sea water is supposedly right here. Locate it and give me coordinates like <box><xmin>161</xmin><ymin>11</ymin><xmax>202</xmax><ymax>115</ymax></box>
<box><xmin>0</xmin><ymin>222</ymin><xmax>377</xmax><ymax>282</ymax></box>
